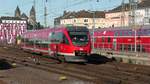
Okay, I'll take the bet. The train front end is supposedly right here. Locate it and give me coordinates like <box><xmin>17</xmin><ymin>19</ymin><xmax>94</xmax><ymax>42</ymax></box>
<box><xmin>64</xmin><ymin>26</ymin><xmax>91</xmax><ymax>62</ymax></box>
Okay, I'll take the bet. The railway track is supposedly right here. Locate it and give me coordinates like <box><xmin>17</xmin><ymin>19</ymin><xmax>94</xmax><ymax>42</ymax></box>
<box><xmin>0</xmin><ymin>46</ymin><xmax>150</xmax><ymax>84</ymax></box>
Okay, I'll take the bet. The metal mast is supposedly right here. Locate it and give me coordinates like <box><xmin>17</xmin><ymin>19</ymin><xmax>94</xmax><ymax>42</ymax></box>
<box><xmin>44</xmin><ymin>0</ymin><xmax>48</xmax><ymax>27</ymax></box>
<box><xmin>129</xmin><ymin>0</ymin><xmax>138</xmax><ymax>52</ymax></box>
<box><xmin>34</xmin><ymin>0</ymin><xmax>36</xmax><ymax>9</ymax></box>
<box><xmin>121</xmin><ymin>0</ymin><xmax>125</xmax><ymax>27</ymax></box>
<box><xmin>129</xmin><ymin>0</ymin><xmax>138</xmax><ymax>27</ymax></box>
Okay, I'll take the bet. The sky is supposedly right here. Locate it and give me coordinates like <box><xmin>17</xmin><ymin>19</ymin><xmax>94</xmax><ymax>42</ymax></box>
<box><xmin>0</xmin><ymin>0</ymin><xmax>128</xmax><ymax>27</ymax></box>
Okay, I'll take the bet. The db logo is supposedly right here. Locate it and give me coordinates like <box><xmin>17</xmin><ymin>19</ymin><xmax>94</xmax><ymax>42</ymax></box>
<box><xmin>79</xmin><ymin>48</ymin><xmax>83</xmax><ymax>50</ymax></box>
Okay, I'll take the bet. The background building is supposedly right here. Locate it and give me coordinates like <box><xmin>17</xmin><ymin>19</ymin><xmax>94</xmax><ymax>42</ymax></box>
<box><xmin>55</xmin><ymin>0</ymin><xmax>150</xmax><ymax>29</ymax></box>
<box><xmin>0</xmin><ymin>5</ymin><xmax>38</xmax><ymax>44</ymax></box>
<box><xmin>55</xmin><ymin>10</ymin><xmax>105</xmax><ymax>29</ymax></box>
<box><xmin>0</xmin><ymin>17</ymin><xmax>27</xmax><ymax>44</ymax></box>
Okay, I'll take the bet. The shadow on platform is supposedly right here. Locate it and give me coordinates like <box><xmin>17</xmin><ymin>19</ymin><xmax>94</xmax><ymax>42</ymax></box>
<box><xmin>0</xmin><ymin>59</ymin><xmax>13</xmax><ymax>70</ymax></box>
<box><xmin>86</xmin><ymin>54</ymin><xmax>113</xmax><ymax>64</ymax></box>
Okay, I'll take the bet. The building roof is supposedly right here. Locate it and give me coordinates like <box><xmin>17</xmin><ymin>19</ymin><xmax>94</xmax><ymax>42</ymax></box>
<box><xmin>21</xmin><ymin>13</ymin><xmax>28</xmax><ymax>19</ymax></box>
<box><xmin>61</xmin><ymin>10</ymin><xmax>105</xmax><ymax>19</ymax></box>
<box><xmin>109</xmin><ymin>3</ymin><xmax>130</xmax><ymax>13</ymax></box>
<box><xmin>138</xmin><ymin>0</ymin><xmax>150</xmax><ymax>8</ymax></box>
<box><xmin>0</xmin><ymin>16</ymin><xmax>23</xmax><ymax>20</ymax></box>
<box><xmin>109</xmin><ymin>0</ymin><xmax>150</xmax><ymax>12</ymax></box>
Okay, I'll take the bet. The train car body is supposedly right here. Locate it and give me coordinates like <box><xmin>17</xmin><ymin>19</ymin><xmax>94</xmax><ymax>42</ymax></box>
<box><xmin>94</xmin><ymin>26</ymin><xmax>150</xmax><ymax>53</ymax></box>
<box><xmin>21</xmin><ymin>26</ymin><xmax>91</xmax><ymax>62</ymax></box>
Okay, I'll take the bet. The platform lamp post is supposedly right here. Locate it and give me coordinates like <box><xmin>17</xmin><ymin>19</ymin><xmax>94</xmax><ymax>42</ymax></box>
<box><xmin>134</xmin><ymin>27</ymin><xmax>137</xmax><ymax>53</ymax></box>
<box><xmin>92</xmin><ymin>11</ymin><xmax>95</xmax><ymax>52</ymax></box>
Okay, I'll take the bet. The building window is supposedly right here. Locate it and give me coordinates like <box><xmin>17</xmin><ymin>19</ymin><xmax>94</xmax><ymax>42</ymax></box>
<box><xmin>6</xmin><ymin>20</ymin><xmax>9</xmax><ymax>23</ymax></box>
<box><xmin>84</xmin><ymin>19</ymin><xmax>88</xmax><ymax>22</ymax></box>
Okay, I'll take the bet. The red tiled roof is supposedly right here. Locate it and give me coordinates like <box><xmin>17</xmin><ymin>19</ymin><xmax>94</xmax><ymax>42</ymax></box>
<box><xmin>61</xmin><ymin>10</ymin><xmax>105</xmax><ymax>19</ymax></box>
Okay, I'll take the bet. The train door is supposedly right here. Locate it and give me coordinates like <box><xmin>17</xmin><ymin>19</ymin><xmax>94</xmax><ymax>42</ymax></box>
<box><xmin>48</xmin><ymin>44</ymin><xmax>51</xmax><ymax>55</ymax></box>
<box><xmin>48</xmin><ymin>33</ymin><xmax>52</xmax><ymax>55</ymax></box>
<box><xmin>56</xmin><ymin>34</ymin><xmax>70</xmax><ymax>62</ymax></box>
<box><xmin>113</xmin><ymin>39</ymin><xmax>117</xmax><ymax>50</ymax></box>
<box><xmin>50</xmin><ymin>32</ymin><xmax>64</xmax><ymax>57</ymax></box>
<box><xmin>60</xmin><ymin>34</ymin><xmax>70</xmax><ymax>54</ymax></box>
<box><xmin>49</xmin><ymin>32</ymin><xmax>57</xmax><ymax>56</ymax></box>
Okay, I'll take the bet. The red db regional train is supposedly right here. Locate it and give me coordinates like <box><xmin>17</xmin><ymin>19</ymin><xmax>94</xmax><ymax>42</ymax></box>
<box><xmin>94</xmin><ymin>26</ymin><xmax>150</xmax><ymax>53</ymax></box>
<box><xmin>21</xmin><ymin>26</ymin><xmax>91</xmax><ymax>62</ymax></box>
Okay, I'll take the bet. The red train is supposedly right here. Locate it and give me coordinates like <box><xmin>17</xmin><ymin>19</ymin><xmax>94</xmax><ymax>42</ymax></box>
<box><xmin>21</xmin><ymin>26</ymin><xmax>91</xmax><ymax>62</ymax></box>
<box><xmin>94</xmin><ymin>26</ymin><xmax>150</xmax><ymax>53</ymax></box>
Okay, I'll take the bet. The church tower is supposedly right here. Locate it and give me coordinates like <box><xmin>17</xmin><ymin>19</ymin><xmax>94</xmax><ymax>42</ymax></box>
<box><xmin>29</xmin><ymin>6</ymin><xmax>36</xmax><ymax>26</ymax></box>
<box><xmin>15</xmin><ymin>6</ymin><xmax>21</xmax><ymax>18</ymax></box>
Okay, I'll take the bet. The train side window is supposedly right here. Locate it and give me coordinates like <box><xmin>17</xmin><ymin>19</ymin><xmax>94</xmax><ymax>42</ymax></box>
<box><xmin>56</xmin><ymin>32</ymin><xmax>63</xmax><ymax>42</ymax></box>
<box><xmin>108</xmin><ymin>37</ymin><xmax>111</xmax><ymax>43</ymax></box>
<box><xmin>50</xmin><ymin>32</ymin><xmax>55</xmax><ymax>42</ymax></box>
<box><xmin>124</xmin><ymin>45</ymin><xmax>127</xmax><ymax>51</ymax></box>
<box><xmin>94</xmin><ymin>38</ymin><xmax>96</xmax><ymax>42</ymax></box>
<box><xmin>128</xmin><ymin>45</ymin><xmax>132</xmax><ymax>51</ymax></box>
<box><xmin>136</xmin><ymin>45</ymin><xmax>141</xmax><ymax>52</ymax></box>
<box><xmin>128</xmin><ymin>31</ymin><xmax>132</xmax><ymax>36</ymax></box>
<box><xmin>120</xmin><ymin>31</ymin><xmax>122</xmax><ymax>36</ymax></box>
<box><xmin>120</xmin><ymin>44</ymin><xmax>125</xmax><ymax>51</ymax></box>
<box><xmin>102</xmin><ymin>37</ymin><xmax>104</xmax><ymax>42</ymax></box>
<box><xmin>119</xmin><ymin>44</ymin><xmax>122</xmax><ymax>50</ymax></box>
<box><xmin>50</xmin><ymin>32</ymin><xmax>63</xmax><ymax>43</ymax></box>
<box><xmin>115</xmin><ymin>32</ymin><xmax>118</xmax><ymax>36</ymax></box>
<box><xmin>142</xmin><ymin>46</ymin><xmax>145</xmax><ymax>52</ymax></box>
<box><xmin>132</xmin><ymin>45</ymin><xmax>135</xmax><ymax>51</ymax></box>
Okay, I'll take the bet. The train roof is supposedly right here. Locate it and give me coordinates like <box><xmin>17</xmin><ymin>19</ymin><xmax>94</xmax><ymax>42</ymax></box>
<box><xmin>93</xmin><ymin>25</ymin><xmax>150</xmax><ymax>36</ymax></box>
<box><xmin>22</xmin><ymin>26</ymin><xmax>89</xmax><ymax>38</ymax></box>
<box><xmin>94</xmin><ymin>25</ymin><xmax>150</xmax><ymax>32</ymax></box>
<box><xmin>65</xmin><ymin>26</ymin><xmax>89</xmax><ymax>32</ymax></box>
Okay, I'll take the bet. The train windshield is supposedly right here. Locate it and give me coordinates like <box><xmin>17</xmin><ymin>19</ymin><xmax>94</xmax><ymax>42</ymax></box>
<box><xmin>69</xmin><ymin>31</ymin><xmax>89</xmax><ymax>46</ymax></box>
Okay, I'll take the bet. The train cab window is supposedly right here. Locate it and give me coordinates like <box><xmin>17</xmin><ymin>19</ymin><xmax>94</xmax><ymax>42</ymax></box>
<box><xmin>68</xmin><ymin>31</ymin><xmax>89</xmax><ymax>46</ymax></box>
